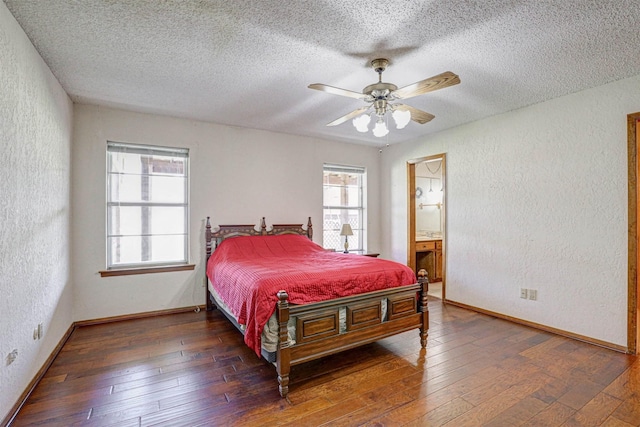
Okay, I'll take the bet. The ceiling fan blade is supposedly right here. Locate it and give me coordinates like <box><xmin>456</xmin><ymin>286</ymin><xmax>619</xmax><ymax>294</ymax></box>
<box><xmin>308</xmin><ymin>83</ymin><xmax>370</xmax><ymax>100</ymax></box>
<box><xmin>326</xmin><ymin>106</ymin><xmax>371</xmax><ymax>127</ymax></box>
<box><xmin>394</xmin><ymin>104</ymin><xmax>435</xmax><ymax>124</ymax></box>
<box><xmin>392</xmin><ymin>71</ymin><xmax>460</xmax><ymax>100</ymax></box>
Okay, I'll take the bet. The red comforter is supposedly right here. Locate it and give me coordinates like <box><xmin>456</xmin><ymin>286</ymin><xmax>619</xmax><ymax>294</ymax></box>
<box><xmin>206</xmin><ymin>234</ymin><xmax>416</xmax><ymax>356</ymax></box>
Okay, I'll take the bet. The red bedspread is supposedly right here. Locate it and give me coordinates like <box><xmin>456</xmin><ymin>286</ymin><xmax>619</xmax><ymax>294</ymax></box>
<box><xmin>206</xmin><ymin>234</ymin><xmax>416</xmax><ymax>356</ymax></box>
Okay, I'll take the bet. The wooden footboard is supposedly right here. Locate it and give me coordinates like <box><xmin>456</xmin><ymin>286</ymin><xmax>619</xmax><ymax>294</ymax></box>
<box><xmin>275</xmin><ymin>272</ymin><xmax>429</xmax><ymax>397</ymax></box>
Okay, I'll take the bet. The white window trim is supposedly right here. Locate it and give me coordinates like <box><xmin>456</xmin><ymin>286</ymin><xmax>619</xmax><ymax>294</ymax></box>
<box><xmin>105</xmin><ymin>141</ymin><xmax>190</xmax><ymax>271</ymax></box>
<box><xmin>322</xmin><ymin>163</ymin><xmax>366</xmax><ymax>253</ymax></box>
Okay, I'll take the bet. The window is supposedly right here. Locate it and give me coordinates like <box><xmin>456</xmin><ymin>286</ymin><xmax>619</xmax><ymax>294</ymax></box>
<box><xmin>323</xmin><ymin>164</ymin><xmax>366</xmax><ymax>252</ymax></box>
<box><xmin>106</xmin><ymin>142</ymin><xmax>189</xmax><ymax>270</ymax></box>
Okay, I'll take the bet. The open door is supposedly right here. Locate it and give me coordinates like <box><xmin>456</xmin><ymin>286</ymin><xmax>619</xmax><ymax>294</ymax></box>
<box><xmin>408</xmin><ymin>154</ymin><xmax>446</xmax><ymax>300</ymax></box>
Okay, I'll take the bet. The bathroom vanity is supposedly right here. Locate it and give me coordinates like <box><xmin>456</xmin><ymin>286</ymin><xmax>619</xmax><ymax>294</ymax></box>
<box><xmin>415</xmin><ymin>238</ymin><xmax>442</xmax><ymax>283</ymax></box>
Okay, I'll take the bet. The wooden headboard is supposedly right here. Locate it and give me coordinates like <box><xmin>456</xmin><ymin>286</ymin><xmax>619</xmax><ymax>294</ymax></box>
<box><xmin>205</xmin><ymin>217</ymin><xmax>313</xmax><ymax>260</ymax></box>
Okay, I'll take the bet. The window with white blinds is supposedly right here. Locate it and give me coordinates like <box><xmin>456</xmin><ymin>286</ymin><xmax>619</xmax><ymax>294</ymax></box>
<box><xmin>106</xmin><ymin>142</ymin><xmax>189</xmax><ymax>269</ymax></box>
<box><xmin>322</xmin><ymin>164</ymin><xmax>366</xmax><ymax>252</ymax></box>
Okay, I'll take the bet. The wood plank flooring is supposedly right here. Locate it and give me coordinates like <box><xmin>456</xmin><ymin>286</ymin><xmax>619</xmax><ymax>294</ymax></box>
<box><xmin>11</xmin><ymin>299</ymin><xmax>640</xmax><ymax>426</ymax></box>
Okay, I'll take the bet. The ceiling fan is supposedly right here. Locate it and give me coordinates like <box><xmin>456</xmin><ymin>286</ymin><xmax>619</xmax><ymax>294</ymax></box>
<box><xmin>308</xmin><ymin>58</ymin><xmax>460</xmax><ymax>137</ymax></box>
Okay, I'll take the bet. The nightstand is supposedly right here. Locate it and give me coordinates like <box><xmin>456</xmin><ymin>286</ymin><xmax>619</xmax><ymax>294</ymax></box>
<box><xmin>363</xmin><ymin>253</ymin><xmax>380</xmax><ymax>258</ymax></box>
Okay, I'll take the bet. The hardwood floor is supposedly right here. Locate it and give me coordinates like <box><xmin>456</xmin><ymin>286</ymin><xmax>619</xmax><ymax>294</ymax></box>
<box><xmin>11</xmin><ymin>300</ymin><xmax>640</xmax><ymax>426</ymax></box>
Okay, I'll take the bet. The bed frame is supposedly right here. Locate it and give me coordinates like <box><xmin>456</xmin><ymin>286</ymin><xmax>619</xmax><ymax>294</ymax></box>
<box><xmin>205</xmin><ymin>217</ymin><xmax>429</xmax><ymax>397</ymax></box>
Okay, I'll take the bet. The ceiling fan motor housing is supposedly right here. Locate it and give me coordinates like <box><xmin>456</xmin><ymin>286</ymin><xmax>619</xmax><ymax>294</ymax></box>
<box><xmin>365</xmin><ymin>58</ymin><xmax>397</xmax><ymax>117</ymax></box>
<box><xmin>363</xmin><ymin>82</ymin><xmax>398</xmax><ymax>97</ymax></box>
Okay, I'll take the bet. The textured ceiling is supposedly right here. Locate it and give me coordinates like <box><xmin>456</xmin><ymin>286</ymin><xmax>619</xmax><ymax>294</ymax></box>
<box><xmin>5</xmin><ymin>0</ymin><xmax>640</xmax><ymax>146</ymax></box>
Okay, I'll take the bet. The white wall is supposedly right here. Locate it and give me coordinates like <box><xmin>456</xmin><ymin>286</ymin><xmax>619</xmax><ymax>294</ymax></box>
<box><xmin>381</xmin><ymin>74</ymin><xmax>640</xmax><ymax>348</ymax></box>
<box><xmin>0</xmin><ymin>3</ymin><xmax>73</xmax><ymax>420</ymax></box>
<box><xmin>72</xmin><ymin>105</ymin><xmax>381</xmax><ymax>321</ymax></box>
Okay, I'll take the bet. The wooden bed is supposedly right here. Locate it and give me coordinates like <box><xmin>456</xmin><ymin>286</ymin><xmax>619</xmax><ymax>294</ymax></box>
<box><xmin>205</xmin><ymin>217</ymin><xmax>429</xmax><ymax>397</ymax></box>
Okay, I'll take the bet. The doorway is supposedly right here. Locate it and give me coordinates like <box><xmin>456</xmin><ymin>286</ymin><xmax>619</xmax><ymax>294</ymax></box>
<box><xmin>408</xmin><ymin>154</ymin><xmax>446</xmax><ymax>300</ymax></box>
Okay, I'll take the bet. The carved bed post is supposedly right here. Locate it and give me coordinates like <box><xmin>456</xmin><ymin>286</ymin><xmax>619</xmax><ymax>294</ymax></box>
<box><xmin>417</xmin><ymin>269</ymin><xmax>429</xmax><ymax>348</ymax></box>
<box><xmin>307</xmin><ymin>217</ymin><xmax>313</xmax><ymax>240</ymax></box>
<box><xmin>276</xmin><ymin>290</ymin><xmax>291</xmax><ymax>397</ymax></box>
<box><xmin>205</xmin><ymin>217</ymin><xmax>214</xmax><ymax>311</ymax></box>
<box><xmin>205</xmin><ymin>217</ymin><xmax>212</xmax><ymax>260</ymax></box>
<box><xmin>260</xmin><ymin>217</ymin><xmax>267</xmax><ymax>235</ymax></box>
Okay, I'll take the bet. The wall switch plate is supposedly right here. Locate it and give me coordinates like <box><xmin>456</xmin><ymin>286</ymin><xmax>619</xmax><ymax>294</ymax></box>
<box><xmin>37</xmin><ymin>323</ymin><xmax>43</xmax><ymax>339</ymax></box>
<box><xmin>520</xmin><ymin>288</ymin><xmax>528</xmax><ymax>299</ymax></box>
<box><xmin>529</xmin><ymin>289</ymin><xmax>537</xmax><ymax>300</ymax></box>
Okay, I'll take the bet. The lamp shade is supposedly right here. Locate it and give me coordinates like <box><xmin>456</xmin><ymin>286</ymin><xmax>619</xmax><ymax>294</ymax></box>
<box><xmin>352</xmin><ymin>114</ymin><xmax>371</xmax><ymax>132</ymax></box>
<box><xmin>340</xmin><ymin>223</ymin><xmax>353</xmax><ymax>236</ymax></box>
<box><xmin>392</xmin><ymin>109</ymin><xmax>411</xmax><ymax>129</ymax></box>
<box><xmin>372</xmin><ymin>120</ymin><xmax>389</xmax><ymax>137</ymax></box>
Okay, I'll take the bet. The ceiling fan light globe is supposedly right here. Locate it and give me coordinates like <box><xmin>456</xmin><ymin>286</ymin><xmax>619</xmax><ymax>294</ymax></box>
<box><xmin>352</xmin><ymin>114</ymin><xmax>371</xmax><ymax>132</ymax></box>
<box><xmin>372</xmin><ymin>120</ymin><xmax>389</xmax><ymax>137</ymax></box>
<box><xmin>392</xmin><ymin>109</ymin><xmax>411</xmax><ymax>129</ymax></box>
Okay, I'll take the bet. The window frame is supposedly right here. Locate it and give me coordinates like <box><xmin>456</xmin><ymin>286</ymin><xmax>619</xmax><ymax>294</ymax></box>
<box><xmin>322</xmin><ymin>164</ymin><xmax>366</xmax><ymax>253</ymax></box>
<box><xmin>104</xmin><ymin>141</ymin><xmax>191</xmax><ymax>274</ymax></box>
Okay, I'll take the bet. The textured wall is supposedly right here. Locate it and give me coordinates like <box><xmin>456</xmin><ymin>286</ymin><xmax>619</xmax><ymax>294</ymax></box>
<box><xmin>71</xmin><ymin>105</ymin><xmax>381</xmax><ymax>321</ymax></box>
<box><xmin>0</xmin><ymin>3</ymin><xmax>73</xmax><ymax>420</ymax></box>
<box><xmin>381</xmin><ymin>74</ymin><xmax>640</xmax><ymax>348</ymax></box>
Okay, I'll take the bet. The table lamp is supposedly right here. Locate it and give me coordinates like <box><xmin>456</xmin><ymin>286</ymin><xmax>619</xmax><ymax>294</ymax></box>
<box><xmin>340</xmin><ymin>224</ymin><xmax>353</xmax><ymax>253</ymax></box>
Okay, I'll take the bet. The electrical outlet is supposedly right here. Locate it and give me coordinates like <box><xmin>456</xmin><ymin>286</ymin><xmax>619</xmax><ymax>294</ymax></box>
<box><xmin>528</xmin><ymin>289</ymin><xmax>537</xmax><ymax>300</ymax></box>
<box><xmin>520</xmin><ymin>288</ymin><xmax>528</xmax><ymax>299</ymax></box>
<box><xmin>33</xmin><ymin>323</ymin><xmax>44</xmax><ymax>340</ymax></box>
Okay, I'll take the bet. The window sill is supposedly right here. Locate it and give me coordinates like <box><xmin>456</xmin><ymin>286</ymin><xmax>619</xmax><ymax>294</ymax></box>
<box><xmin>99</xmin><ymin>264</ymin><xmax>196</xmax><ymax>277</ymax></box>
